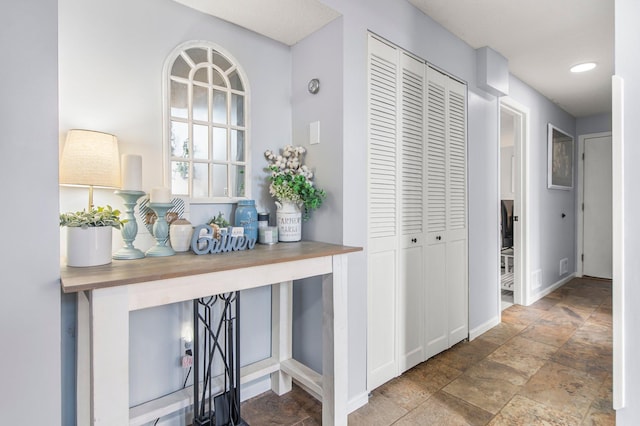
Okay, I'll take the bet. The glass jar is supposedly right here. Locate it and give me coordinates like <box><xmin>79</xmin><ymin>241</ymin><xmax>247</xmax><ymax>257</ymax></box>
<box><xmin>258</xmin><ymin>212</ymin><xmax>269</xmax><ymax>229</ymax></box>
<box><xmin>235</xmin><ymin>199</ymin><xmax>258</xmax><ymax>241</ymax></box>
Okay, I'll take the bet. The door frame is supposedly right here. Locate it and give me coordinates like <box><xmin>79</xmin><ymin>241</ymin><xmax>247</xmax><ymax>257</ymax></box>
<box><xmin>576</xmin><ymin>131</ymin><xmax>612</xmax><ymax>278</ymax></box>
<box><xmin>499</xmin><ymin>97</ymin><xmax>530</xmax><ymax>307</ymax></box>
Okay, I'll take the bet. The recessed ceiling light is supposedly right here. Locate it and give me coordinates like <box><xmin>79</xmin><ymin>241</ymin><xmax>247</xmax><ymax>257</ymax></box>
<box><xmin>570</xmin><ymin>62</ymin><xmax>597</xmax><ymax>73</ymax></box>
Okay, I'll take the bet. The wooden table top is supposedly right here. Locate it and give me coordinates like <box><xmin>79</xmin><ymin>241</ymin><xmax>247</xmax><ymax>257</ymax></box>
<box><xmin>60</xmin><ymin>241</ymin><xmax>361</xmax><ymax>293</ymax></box>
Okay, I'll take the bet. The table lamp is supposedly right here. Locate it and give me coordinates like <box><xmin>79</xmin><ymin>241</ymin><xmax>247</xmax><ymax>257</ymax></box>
<box><xmin>59</xmin><ymin>129</ymin><xmax>121</xmax><ymax>211</ymax></box>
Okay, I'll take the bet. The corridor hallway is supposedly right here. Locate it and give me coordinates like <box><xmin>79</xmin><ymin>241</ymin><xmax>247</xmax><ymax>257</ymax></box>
<box><xmin>240</xmin><ymin>277</ymin><xmax>613</xmax><ymax>425</ymax></box>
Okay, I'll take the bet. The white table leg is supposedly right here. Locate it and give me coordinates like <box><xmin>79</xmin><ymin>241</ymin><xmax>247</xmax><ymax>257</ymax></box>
<box><xmin>77</xmin><ymin>291</ymin><xmax>90</xmax><ymax>426</ymax></box>
<box><xmin>90</xmin><ymin>286</ymin><xmax>130</xmax><ymax>425</ymax></box>
<box><xmin>271</xmin><ymin>281</ymin><xmax>293</xmax><ymax>395</ymax></box>
<box><xmin>322</xmin><ymin>255</ymin><xmax>348</xmax><ymax>426</ymax></box>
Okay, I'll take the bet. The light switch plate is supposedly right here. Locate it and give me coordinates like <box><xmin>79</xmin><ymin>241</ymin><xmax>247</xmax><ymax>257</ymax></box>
<box><xmin>310</xmin><ymin>121</ymin><xmax>320</xmax><ymax>145</ymax></box>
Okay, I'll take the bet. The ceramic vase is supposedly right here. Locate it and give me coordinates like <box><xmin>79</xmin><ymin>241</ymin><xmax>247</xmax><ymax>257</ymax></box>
<box><xmin>66</xmin><ymin>226</ymin><xmax>113</xmax><ymax>267</ymax></box>
<box><xmin>275</xmin><ymin>200</ymin><xmax>302</xmax><ymax>242</ymax></box>
<box><xmin>170</xmin><ymin>218</ymin><xmax>193</xmax><ymax>252</ymax></box>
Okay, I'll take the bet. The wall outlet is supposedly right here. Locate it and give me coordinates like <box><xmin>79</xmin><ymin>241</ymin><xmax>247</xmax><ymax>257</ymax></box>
<box><xmin>181</xmin><ymin>354</ymin><xmax>193</xmax><ymax>368</ymax></box>
<box><xmin>559</xmin><ymin>258</ymin><xmax>569</xmax><ymax>276</ymax></box>
<box><xmin>532</xmin><ymin>269</ymin><xmax>542</xmax><ymax>290</ymax></box>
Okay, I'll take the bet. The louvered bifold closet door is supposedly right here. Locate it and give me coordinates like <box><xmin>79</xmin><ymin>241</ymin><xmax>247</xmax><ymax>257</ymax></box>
<box><xmin>367</xmin><ymin>35</ymin><xmax>400</xmax><ymax>390</ymax></box>
<box><xmin>445</xmin><ymin>77</ymin><xmax>468</xmax><ymax>347</ymax></box>
<box><xmin>425</xmin><ymin>67</ymin><xmax>449</xmax><ymax>358</ymax></box>
<box><xmin>424</xmin><ymin>66</ymin><xmax>468</xmax><ymax>359</ymax></box>
<box><xmin>398</xmin><ymin>52</ymin><xmax>426</xmax><ymax>372</ymax></box>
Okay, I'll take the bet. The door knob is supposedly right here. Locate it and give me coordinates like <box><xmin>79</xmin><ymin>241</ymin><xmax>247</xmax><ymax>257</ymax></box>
<box><xmin>411</xmin><ymin>238</ymin><xmax>417</xmax><ymax>243</ymax></box>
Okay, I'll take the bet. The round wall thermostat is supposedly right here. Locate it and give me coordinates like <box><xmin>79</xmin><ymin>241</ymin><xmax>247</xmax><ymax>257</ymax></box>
<box><xmin>308</xmin><ymin>78</ymin><xmax>320</xmax><ymax>94</ymax></box>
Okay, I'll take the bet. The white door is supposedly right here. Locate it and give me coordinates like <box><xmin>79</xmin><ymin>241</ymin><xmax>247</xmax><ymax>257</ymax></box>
<box><xmin>398</xmin><ymin>52</ymin><xmax>426</xmax><ymax>372</ymax></box>
<box><xmin>445</xmin><ymin>80</ymin><xmax>468</xmax><ymax>347</ymax></box>
<box><xmin>367</xmin><ymin>35</ymin><xmax>468</xmax><ymax>390</ymax></box>
<box><xmin>367</xmin><ymin>37</ymin><xmax>426</xmax><ymax>388</ymax></box>
<box><xmin>500</xmin><ymin>98</ymin><xmax>530</xmax><ymax>307</ymax></box>
<box><xmin>582</xmin><ymin>134</ymin><xmax>612</xmax><ymax>279</ymax></box>
<box><xmin>425</xmin><ymin>68</ymin><xmax>449</xmax><ymax>358</ymax></box>
<box><xmin>424</xmin><ymin>66</ymin><xmax>468</xmax><ymax>358</ymax></box>
<box><xmin>367</xmin><ymin>36</ymin><xmax>399</xmax><ymax>390</ymax></box>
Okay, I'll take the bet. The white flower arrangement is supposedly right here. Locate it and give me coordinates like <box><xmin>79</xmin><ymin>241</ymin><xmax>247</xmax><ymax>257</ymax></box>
<box><xmin>264</xmin><ymin>145</ymin><xmax>326</xmax><ymax>219</ymax></box>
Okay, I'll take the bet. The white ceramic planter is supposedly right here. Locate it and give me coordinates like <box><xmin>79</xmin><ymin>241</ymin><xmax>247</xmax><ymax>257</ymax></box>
<box><xmin>276</xmin><ymin>201</ymin><xmax>302</xmax><ymax>242</ymax></box>
<box><xmin>66</xmin><ymin>226</ymin><xmax>113</xmax><ymax>267</ymax></box>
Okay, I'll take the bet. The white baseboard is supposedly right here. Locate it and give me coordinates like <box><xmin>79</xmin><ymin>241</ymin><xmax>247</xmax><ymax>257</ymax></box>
<box><xmin>241</xmin><ymin>377</ymin><xmax>271</xmax><ymax>401</ymax></box>
<box><xmin>526</xmin><ymin>272</ymin><xmax>576</xmax><ymax>305</ymax></box>
<box><xmin>348</xmin><ymin>391</ymin><xmax>369</xmax><ymax>413</ymax></box>
<box><xmin>469</xmin><ymin>315</ymin><xmax>500</xmax><ymax>341</ymax></box>
<box><xmin>243</xmin><ymin>376</ymin><xmax>368</xmax><ymax>415</ymax></box>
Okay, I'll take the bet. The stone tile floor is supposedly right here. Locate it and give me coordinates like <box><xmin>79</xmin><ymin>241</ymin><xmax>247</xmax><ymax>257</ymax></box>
<box><xmin>240</xmin><ymin>277</ymin><xmax>614</xmax><ymax>425</ymax></box>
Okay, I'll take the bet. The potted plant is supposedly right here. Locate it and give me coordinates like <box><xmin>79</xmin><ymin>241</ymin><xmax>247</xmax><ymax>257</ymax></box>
<box><xmin>60</xmin><ymin>205</ymin><xmax>125</xmax><ymax>267</ymax></box>
<box><xmin>264</xmin><ymin>145</ymin><xmax>326</xmax><ymax>241</ymax></box>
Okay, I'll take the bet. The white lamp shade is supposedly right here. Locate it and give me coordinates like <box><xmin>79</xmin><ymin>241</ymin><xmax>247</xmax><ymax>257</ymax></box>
<box><xmin>60</xmin><ymin>129</ymin><xmax>121</xmax><ymax>188</ymax></box>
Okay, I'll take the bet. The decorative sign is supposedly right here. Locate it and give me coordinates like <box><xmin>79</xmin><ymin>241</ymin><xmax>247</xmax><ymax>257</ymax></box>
<box><xmin>191</xmin><ymin>224</ymin><xmax>256</xmax><ymax>255</ymax></box>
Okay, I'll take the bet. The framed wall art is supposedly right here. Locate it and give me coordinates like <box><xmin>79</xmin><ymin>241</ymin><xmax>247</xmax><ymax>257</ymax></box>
<box><xmin>547</xmin><ymin>123</ymin><xmax>574</xmax><ymax>190</ymax></box>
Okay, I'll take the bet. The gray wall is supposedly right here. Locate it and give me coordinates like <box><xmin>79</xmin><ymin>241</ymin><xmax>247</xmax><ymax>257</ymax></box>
<box><xmin>615</xmin><ymin>0</ymin><xmax>640</xmax><ymax>423</ymax></box>
<box><xmin>576</xmin><ymin>112</ymin><xmax>612</xmax><ymax>135</ymax></box>
<box><xmin>59</xmin><ymin>0</ymin><xmax>291</xmax><ymax>421</ymax></box>
<box><xmin>507</xmin><ymin>76</ymin><xmax>577</xmax><ymax>294</ymax></box>
<box><xmin>0</xmin><ymin>0</ymin><xmax>61</xmax><ymax>424</ymax></box>
<box><xmin>291</xmin><ymin>18</ymin><xmax>344</xmax><ymax>374</ymax></box>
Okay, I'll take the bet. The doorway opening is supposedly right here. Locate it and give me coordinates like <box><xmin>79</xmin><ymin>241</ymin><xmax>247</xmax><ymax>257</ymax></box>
<box><xmin>499</xmin><ymin>98</ymin><xmax>530</xmax><ymax>311</ymax></box>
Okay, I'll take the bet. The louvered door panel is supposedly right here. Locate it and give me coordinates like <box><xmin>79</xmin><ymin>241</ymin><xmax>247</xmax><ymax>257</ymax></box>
<box><xmin>445</xmin><ymin>79</ymin><xmax>468</xmax><ymax>346</ymax></box>
<box><xmin>425</xmin><ymin>66</ymin><xmax>468</xmax><ymax>358</ymax></box>
<box><xmin>367</xmin><ymin>36</ymin><xmax>469</xmax><ymax>391</ymax></box>
<box><xmin>400</xmin><ymin>55</ymin><xmax>424</xmax><ymax>236</ymax></box>
<box><xmin>425</xmin><ymin>67</ymin><xmax>447</xmax><ymax>358</ymax></box>
<box><xmin>447</xmin><ymin>86</ymin><xmax>467</xmax><ymax>234</ymax></box>
<box><xmin>398</xmin><ymin>52</ymin><xmax>425</xmax><ymax>372</ymax></box>
<box><xmin>368</xmin><ymin>44</ymin><xmax>398</xmax><ymax>241</ymax></box>
<box><xmin>426</xmin><ymin>68</ymin><xmax>447</xmax><ymax>238</ymax></box>
<box><xmin>367</xmin><ymin>35</ymin><xmax>399</xmax><ymax>390</ymax></box>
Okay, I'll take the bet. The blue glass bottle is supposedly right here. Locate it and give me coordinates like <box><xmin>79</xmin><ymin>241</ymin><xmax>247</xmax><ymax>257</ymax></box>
<box><xmin>235</xmin><ymin>199</ymin><xmax>258</xmax><ymax>241</ymax></box>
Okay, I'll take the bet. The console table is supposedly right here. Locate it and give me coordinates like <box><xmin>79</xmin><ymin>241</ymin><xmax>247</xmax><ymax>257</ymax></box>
<box><xmin>60</xmin><ymin>241</ymin><xmax>361</xmax><ymax>426</ymax></box>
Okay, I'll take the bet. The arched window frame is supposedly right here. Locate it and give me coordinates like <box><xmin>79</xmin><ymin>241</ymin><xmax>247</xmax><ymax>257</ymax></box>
<box><xmin>163</xmin><ymin>40</ymin><xmax>251</xmax><ymax>202</ymax></box>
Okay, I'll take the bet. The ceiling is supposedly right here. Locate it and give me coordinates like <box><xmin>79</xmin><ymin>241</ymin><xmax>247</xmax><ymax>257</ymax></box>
<box><xmin>175</xmin><ymin>0</ymin><xmax>613</xmax><ymax>118</ymax></box>
<box><xmin>408</xmin><ymin>0</ymin><xmax>614</xmax><ymax>118</ymax></box>
<box><xmin>173</xmin><ymin>0</ymin><xmax>340</xmax><ymax>46</ymax></box>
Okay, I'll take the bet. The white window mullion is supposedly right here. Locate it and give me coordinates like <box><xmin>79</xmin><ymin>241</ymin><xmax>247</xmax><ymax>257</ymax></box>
<box><xmin>226</xmin><ymin>75</ymin><xmax>232</xmax><ymax>197</ymax></box>
<box><xmin>188</xmin><ymin>80</ymin><xmax>194</xmax><ymax>198</ymax></box>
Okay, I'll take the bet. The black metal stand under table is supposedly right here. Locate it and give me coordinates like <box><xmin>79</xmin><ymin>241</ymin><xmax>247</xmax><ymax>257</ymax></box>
<box><xmin>193</xmin><ymin>291</ymin><xmax>248</xmax><ymax>426</ymax></box>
